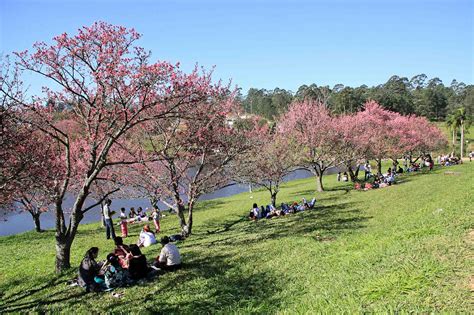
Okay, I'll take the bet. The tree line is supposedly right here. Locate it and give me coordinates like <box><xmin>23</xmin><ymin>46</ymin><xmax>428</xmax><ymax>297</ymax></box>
<box><xmin>240</xmin><ymin>75</ymin><xmax>474</xmax><ymax>122</ymax></box>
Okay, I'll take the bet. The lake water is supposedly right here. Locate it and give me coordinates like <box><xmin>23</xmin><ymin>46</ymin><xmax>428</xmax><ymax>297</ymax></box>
<box><xmin>0</xmin><ymin>167</ymin><xmax>347</xmax><ymax>236</ymax></box>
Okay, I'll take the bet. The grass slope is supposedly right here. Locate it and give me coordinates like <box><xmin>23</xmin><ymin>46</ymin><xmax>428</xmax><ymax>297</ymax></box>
<box><xmin>0</xmin><ymin>163</ymin><xmax>473</xmax><ymax>313</ymax></box>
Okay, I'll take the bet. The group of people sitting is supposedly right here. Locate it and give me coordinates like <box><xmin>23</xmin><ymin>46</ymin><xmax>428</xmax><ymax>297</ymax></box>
<box><xmin>77</xmin><ymin>236</ymin><xmax>181</xmax><ymax>292</ymax></box>
<box><xmin>355</xmin><ymin>167</ymin><xmax>398</xmax><ymax>190</ymax></box>
<box><xmin>438</xmin><ymin>154</ymin><xmax>462</xmax><ymax>166</ymax></box>
<box><xmin>117</xmin><ymin>206</ymin><xmax>162</xmax><ymax>238</ymax></box>
<box><xmin>248</xmin><ymin>197</ymin><xmax>316</xmax><ymax>220</ymax></box>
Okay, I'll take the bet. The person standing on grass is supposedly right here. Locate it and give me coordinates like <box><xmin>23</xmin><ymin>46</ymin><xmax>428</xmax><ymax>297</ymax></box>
<box><xmin>119</xmin><ymin>207</ymin><xmax>128</xmax><ymax>238</ymax></box>
<box><xmin>364</xmin><ymin>162</ymin><xmax>372</xmax><ymax>180</ymax></box>
<box><xmin>103</xmin><ymin>199</ymin><xmax>116</xmax><ymax>240</ymax></box>
<box><xmin>152</xmin><ymin>206</ymin><xmax>161</xmax><ymax>233</ymax></box>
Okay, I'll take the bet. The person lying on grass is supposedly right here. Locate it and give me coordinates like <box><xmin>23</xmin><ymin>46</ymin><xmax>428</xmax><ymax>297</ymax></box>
<box><xmin>154</xmin><ymin>236</ymin><xmax>182</xmax><ymax>271</ymax></box>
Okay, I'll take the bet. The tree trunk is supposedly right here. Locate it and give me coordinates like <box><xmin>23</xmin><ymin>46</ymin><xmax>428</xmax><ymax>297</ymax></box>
<box><xmin>55</xmin><ymin>236</ymin><xmax>72</xmax><ymax>273</ymax></box>
<box><xmin>184</xmin><ymin>200</ymin><xmax>195</xmax><ymax>237</ymax></box>
<box><xmin>32</xmin><ymin>212</ymin><xmax>42</xmax><ymax>232</ymax></box>
<box><xmin>460</xmin><ymin>121</ymin><xmax>464</xmax><ymax>158</ymax></box>
<box><xmin>176</xmin><ymin>202</ymin><xmax>188</xmax><ymax>235</ymax></box>
<box><xmin>316</xmin><ymin>174</ymin><xmax>324</xmax><ymax>192</ymax></box>
<box><xmin>376</xmin><ymin>158</ymin><xmax>382</xmax><ymax>175</ymax></box>
<box><xmin>354</xmin><ymin>164</ymin><xmax>361</xmax><ymax>180</ymax></box>
<box><xmin>346</xmin><ymin>161</ymin><xmax>359</xmax><ymax>182</ymax></box>
<box><xmin>270</xmin><ymin>192</ymin><xmax>277</xmax><ymax>207</ymax></box>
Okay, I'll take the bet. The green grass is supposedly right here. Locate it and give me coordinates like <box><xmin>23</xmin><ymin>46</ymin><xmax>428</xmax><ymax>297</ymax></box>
<box><xmin>0</xmin><ymin>163</ymin><xmax>473</xmax><ymax>313</ymax></box>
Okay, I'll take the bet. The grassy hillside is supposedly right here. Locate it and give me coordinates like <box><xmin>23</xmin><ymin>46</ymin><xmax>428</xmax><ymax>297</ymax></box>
<box><xmin>0</xmin><ymin>163</ymin><xmax>473</xmax><ymax>313</ymax></box>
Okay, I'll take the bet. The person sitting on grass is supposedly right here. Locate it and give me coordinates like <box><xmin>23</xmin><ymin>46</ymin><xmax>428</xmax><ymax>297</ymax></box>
<box><xmin>154</xmin><ymin>236</ymin><xmax>182</xmax><ymax>271</ymax></box>
<box><xmin>137</xmin><ymin>224</ymin><xmax>157</xmax><ymax>247</ymax></box>
<box><xmin>129</xmin><ymin>207</ymin><xmax>137</xmax><ymax>219</ymax></box>
<box><xmin>104</xmin><ymin>253</ymin><xmax>132</xmax><ymax>289</ymax></box>
<box><xmin>78</xmin><ymin>247</ymin><xmax>103</xmax><ymax>292</ymax></box>
<box><xmin>249</xmin><ymin>203</ymin><xmax>260</xmax><ymax>221</ymax></box>
<box><xmin>372</xmin><ymin>176</ymin><xmax>380</xmax><ymax>188</ymax></box>
<box><xmin>127</xmin><ymin>244</ymin><xmax>149</xmax><ymax>280</ymax></box>
<box><xmin>385</xmin><ymin>171</ymin><xmax>395</xmax><ymax>185</ymax></box>
<box><xmin>342</xmin><ymin>172</ymin><xmax>349</xmax><ymax>182</ymax></box>
<box><xmin>113</xmin><ymin>237</ymin><xmax>131</xmax><ymax>268</ymax></box>
<box><xmin>138</xmin><ymin>207</ymin><xmax>149</xmax><ymax>220</ymax></box>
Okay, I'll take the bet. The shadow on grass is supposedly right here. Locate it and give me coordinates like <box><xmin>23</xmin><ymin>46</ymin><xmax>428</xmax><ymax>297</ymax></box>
<box><xmin>194</xmin><ymin>199</ymin><xmax>230</xmax><ymax>212</ymax></box>
<box><xmin>0</xmin><ymin>272</ymin><xmax>86</xmax><ymax>313</ymax></box>
<box><xmin>188</xmin><ymin>201</ymin><xmax>370</xmax><ymax>250</ymax></box>
<box><xmin>0</xmin><ymin>229</ymin><xmax>57</xmax><ymax>244</ymax></box>
<box><xmin>108</xmin><ymin>253</ymin><xmax>284</xmax><ymax>314</ymax></box>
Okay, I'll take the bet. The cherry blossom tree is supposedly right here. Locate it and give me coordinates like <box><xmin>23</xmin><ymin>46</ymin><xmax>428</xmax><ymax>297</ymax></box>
<box><xmin>0</xmin><ymin>56</ymin><xmax>33</xmax><ymax>206</ymax></box>
<box><xmin>347</xmin><ymin>101</ymin><xmax>446</xmax><ymax>175</ymax></box>
<box><xmin>332</xmin><ymin>113</ymin><xmax>368</xmax><ymax>182</ymax></box>
<box><xmin>352</xmin><ymin>101</ymin><xmax>402</xmax><ymax>175</ymax></box>
<box><xmin>234</xmin><ymin>131</ymin><xmax>298</xmax><ymax>206</ymax></box>
<box><xmin>118</xmin><ymin>161</ymin><xmax>168</xmax><ymax>210</ymax></box>
<box><xmin>279</xmin><ymin>100</ymin><xmax>340</xmax><ymax>192</ymax></box>
<box><xmin>1</xmin><ymin>22</ymin><xmax>222</xmax><ymax>272</ymax></box>
<box><xmin>393</xmin><ymin>115</ymin><xmax>447</xmax><ymax>161</ymax></box>
<box><xmin>9</xmin><ymin>128</ymin><xmax>66</xmax><ymax>232</ymax></box>
<box><xmin>136</xmin><ymin>94</ymin><xmax>257</xmax><ymax>236</ymax></box>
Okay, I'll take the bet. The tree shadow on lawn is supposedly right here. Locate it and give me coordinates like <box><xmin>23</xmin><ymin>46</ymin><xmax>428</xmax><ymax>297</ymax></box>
<box><xmin>235</xmin><ymin>202</ymin><xmax>370</xmax><ymax>244</ymax></box>
<box><xmin>0</xmin><ymin>272</ymin><xmax>88</xmax><ymax>313</ymax></box>
<box><xmin>107</xmin><ymin>253</ymin><xmax>284</xmax><ymax>314</ymax></box>
<box><xmin>194</xmin><ymin>199</ymin><xmax>230</xmax><ymax>212</ymax></box>
<box><xmin>187</xmin><ymin>201</ymin><xmax>371</xmax><ymax>249</ymax></box>
<box><xmin>0</xmin><ymin>229</ymin><xmax>57</xmax><ymax>244</ymax></box>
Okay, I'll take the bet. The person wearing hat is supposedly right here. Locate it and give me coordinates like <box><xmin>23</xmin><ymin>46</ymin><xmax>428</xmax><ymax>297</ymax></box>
<box><xmin>155</xmin><ymin>236</ymin><xmax>181</xmax><ymax>271</ymax></box>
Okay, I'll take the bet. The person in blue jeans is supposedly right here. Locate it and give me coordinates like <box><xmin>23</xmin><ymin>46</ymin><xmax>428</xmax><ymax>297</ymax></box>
<box><xmin>103</xmin><ymin>199</ymin><xmax>116</xmax><ymax>240</ymax></box>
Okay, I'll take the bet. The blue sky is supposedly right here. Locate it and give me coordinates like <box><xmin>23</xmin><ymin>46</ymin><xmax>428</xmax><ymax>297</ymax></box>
<box><xmin>0</xmin><ymin>0</ymin><xmax>472</xmax><ymax>95</ymax></box>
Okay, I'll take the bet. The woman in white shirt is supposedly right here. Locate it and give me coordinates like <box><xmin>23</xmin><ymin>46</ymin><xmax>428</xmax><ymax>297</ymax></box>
<box><xmin>136</xmin><ymin>224</ymin><xmax>157</xmax><ymax>247</ymax></box>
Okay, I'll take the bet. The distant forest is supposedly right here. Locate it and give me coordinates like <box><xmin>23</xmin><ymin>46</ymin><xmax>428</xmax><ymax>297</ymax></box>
<box><xmin>238</xmin><ymin>74</ymin><xmax>473</xmax><ymax>121</ymax></box>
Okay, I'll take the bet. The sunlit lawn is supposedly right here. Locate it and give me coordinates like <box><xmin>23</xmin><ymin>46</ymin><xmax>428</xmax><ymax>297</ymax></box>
<box><xmin>0</xmin><ymin>162</ymin><xmax>472</xmax><ymax>313</ymax></box>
